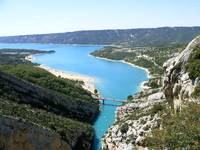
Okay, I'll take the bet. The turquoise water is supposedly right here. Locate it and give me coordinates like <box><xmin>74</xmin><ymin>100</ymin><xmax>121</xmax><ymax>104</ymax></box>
<box><xmin>0</xmin><ymin>43</ymin><xmax>148</xmax><ymax>150</ymax></box>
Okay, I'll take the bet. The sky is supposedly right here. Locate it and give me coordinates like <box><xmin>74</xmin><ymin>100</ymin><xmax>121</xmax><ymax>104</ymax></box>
<box><xmin>0</xmin><ymin>0</ymin><xmax>200</xmax><ymax>36</ymax></box>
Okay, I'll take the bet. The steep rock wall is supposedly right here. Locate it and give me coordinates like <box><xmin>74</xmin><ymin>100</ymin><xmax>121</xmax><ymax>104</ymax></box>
<box><xmin>0</xmin><ymin>116</ymin><xmax>71</xmax><ymax>150</ymax></box>
<box><xmin>163</xmin><ymin>35</ymin><xmax>200</xmax><ymax>110</ymax></box>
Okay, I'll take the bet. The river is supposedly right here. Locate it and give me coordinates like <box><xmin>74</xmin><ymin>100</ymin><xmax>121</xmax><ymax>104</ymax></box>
<box><xmin>0</xmin><ymin>43</ymin><xmax>148</xmax><ymax>150</ymax></box>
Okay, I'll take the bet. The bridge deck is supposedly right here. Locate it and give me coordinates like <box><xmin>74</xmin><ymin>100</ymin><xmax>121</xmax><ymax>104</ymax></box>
<box><xmin>96</xmin><ymin>97</ymin><xmax>127</xmax><ymax>103</ymax></box>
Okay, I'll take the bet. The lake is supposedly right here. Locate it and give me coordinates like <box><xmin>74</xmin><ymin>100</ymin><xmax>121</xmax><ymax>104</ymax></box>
<box><xmin>0</xmin><ymin>43</ymin><xmax>148</xmax><ymax>150</ymax></box>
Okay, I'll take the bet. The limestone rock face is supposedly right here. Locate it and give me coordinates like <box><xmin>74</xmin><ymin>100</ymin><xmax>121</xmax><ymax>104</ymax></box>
<box><xmin>163</xmin><ymin>35</ymin><xmax>200</xmax><ymax>110</ymax></box>
<box><xmin>0</xmin><ymin>116</ymin><xmax>71</xmax><ymax>150</ymax></box>
<box><xmin>102</xmin><ymin>91</ymin><xmax>165</xmax><ymax>150</ymax></box>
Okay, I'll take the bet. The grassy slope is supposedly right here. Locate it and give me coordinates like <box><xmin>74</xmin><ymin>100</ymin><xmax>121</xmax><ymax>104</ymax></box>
<box><xmin>144</xmin><ymin>103</ymin><xmax>200</xmax><ymax>150</ymax></box>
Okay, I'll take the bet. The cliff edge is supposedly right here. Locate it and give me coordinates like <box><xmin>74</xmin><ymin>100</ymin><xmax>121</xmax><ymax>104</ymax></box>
<box><xmin>163</xmin><ymin>35</ymin><xmax>200</xmax><ymax>110</ymax></box>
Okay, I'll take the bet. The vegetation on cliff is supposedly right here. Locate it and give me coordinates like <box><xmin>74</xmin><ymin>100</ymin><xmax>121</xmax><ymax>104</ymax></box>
<box><xmin>0</xmin><ymin>99</ymin><xmax>93</xmax><ymax>149</ymax></box>
<box><xmin>186</xmin><ymin>46</ymin><xmax>200</xmax><ymax>98</ymax></box>
<box><xmin>0</xmin><ymin>64</ymin><xmax>94</xmax><ymax>103</ymax></box>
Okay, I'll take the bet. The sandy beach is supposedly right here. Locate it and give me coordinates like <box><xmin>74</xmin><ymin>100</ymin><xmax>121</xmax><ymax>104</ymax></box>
<box><xmin>38</xmin><ymin>65</ymin><xmax>96</xmax><ymax>94</ymax></box>
<box><xmin>25</xmin><ymin>55</ymin><xmax>96</xmax><ymax>94</ymax></box>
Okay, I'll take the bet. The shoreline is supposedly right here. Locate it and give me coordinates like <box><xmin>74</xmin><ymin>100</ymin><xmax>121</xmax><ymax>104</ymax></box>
<box><xmin>25</xmin><ymin>55</ymin><xmax>96</xmax><ymax>94</ymax></box>
<box><xmin>90</xmin><ymin>55</ymin><xmax>151</xmax><ymax>78</ymax></box>
<box><xmin>26</xmin><ymin>53</ymin><xmax>151</xmax><ymax>93</ymax></box>
<box><xmin>90</xmin><ymin>54</ymin><xmax>151</xmax><ymax>90</ymax></box>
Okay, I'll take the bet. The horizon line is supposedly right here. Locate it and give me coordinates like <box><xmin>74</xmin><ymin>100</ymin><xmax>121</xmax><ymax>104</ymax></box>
<box><xmin>1</xmin><ymin>25</ymin><xmax>200</xmax><ymax>37</ymax></box>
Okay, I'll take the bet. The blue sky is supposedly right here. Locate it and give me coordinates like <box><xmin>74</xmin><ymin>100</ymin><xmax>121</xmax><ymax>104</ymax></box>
<box><xmin>0</xmin><ymin>0</ymin><xmax>200</xmax><ymax>36</ymax></box>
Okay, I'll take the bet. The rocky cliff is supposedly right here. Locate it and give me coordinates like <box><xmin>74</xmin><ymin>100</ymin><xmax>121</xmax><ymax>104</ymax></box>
<box><xmin>0</xmin><ymin>116</ymin><xmax>70</xmax><ymax>150</ymax></box>
<box><xmin>102</xmin><ymin>91</ymin><xmax>166</xmax><ymax>150</ymax></box>
<box><xmin>163</xmin><ymin>35</ymin><xmax>200</xmax><ymax>111</ymax></box>
<box><xmin>102</xmin><ymin>35</ymin><xmax>200</xmax><ymax>150</ymax></box>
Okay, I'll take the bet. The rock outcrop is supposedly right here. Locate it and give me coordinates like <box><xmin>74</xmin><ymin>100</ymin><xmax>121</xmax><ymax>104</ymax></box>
<box><xmin>163</xmin><ymin>35</ymin><xmax>200</xmax><ymax>110</ymax></box>
<box><xmin>102</xmin><ymin>91</ymin><xmax>166</xmax><ymax>150</ymax></box>
<box><xmin>0</xmin><ymin>116</ymin><xmax>71</xmax><ymax>150</ymax></box>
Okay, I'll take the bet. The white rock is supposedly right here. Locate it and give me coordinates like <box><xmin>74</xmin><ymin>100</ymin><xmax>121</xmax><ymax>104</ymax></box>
<box><xmin>147</xmin><ymin>92</ymin><xmax>165</xmax><ymax>102</ymax></box>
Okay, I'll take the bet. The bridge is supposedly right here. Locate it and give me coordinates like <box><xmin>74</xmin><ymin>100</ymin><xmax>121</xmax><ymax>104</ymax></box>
<box><xmin>95</xmin><ymin>97</ymin><xmax>127</xmax><ymax>104</ymax></box>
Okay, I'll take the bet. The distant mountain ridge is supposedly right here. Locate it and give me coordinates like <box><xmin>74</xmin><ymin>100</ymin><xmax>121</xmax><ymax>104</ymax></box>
<box><xmin>1</xmin><ymin>27</ymin><xmax>200</xmax><ymax>46</ymax></box>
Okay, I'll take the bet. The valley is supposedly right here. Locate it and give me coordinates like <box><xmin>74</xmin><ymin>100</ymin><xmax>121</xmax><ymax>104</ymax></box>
<box><xmin>0</xmin><ymin>28</ymin><xmax>199</xmax><ymax>150</ymax></box>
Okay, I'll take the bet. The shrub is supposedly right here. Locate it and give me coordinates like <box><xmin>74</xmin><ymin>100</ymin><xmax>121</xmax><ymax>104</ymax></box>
<box><xmin>120</xmin><ymin>123</ymin><xmax>129</xmax><ymax>134</ymax></box>
<box><xmin>150</xmin><ymin>103</ymin><xmax>165</xmax><ymax>115</ymax></box>
<box><xmin>191</xmin><ymin>82</ymin><xmax>200</xmax><ymax>98</ymax></box>
<box><xmin>127</xmin><ymin>95</ymin><xmax>133</xmax><ymax>100</ymax></box>
<box><xmin>186</xmin><ymin>46</ymin><xmax>200</xmax><ymax>80</ymax></box>
<box><xmin>185</xmin><ymin>46</ymin><xmax>200</xmax><ymax>98</ymax></box>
